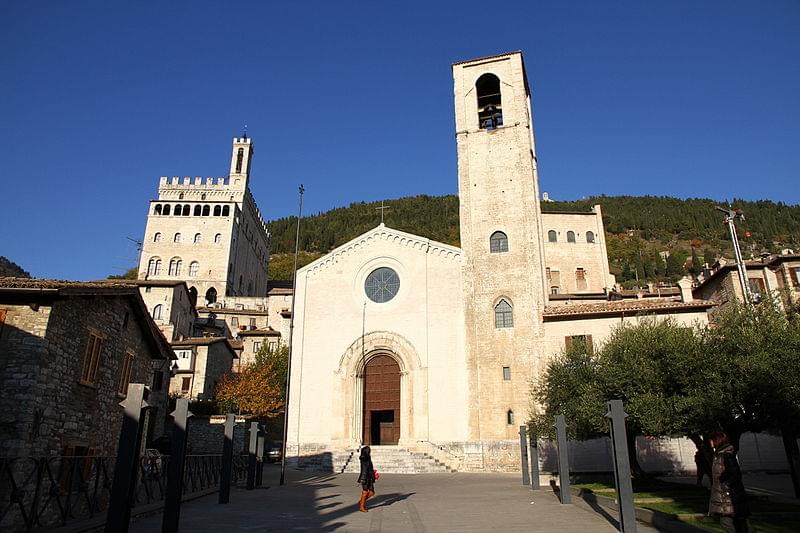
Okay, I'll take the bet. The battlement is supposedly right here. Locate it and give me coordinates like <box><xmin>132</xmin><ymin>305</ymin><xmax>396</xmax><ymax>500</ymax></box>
<box><xmin>159</xmin><ymin>176</ymin><xmax>231</xmax><ymax>188</ymax></box>
<box><xmin>233</xmin><ymin>136</ymin><xmax>251</xmax><ymax>144</ymax></box>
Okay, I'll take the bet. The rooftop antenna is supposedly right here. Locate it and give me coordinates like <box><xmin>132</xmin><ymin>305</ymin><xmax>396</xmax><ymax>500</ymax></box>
<box><xmin>243</xmin><ymin>124</ymin><xmax>248</xmax><ymax>140</ymax></box>
<box><xmin>715</xmin><ymin>205</ymin><xmax>753</xmax><ymax>306</ymax></box>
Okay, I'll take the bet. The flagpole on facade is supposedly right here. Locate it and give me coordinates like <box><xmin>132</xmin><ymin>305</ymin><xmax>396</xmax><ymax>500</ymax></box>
<box><xmin>280</xmin><ymin>184</ymin><xmax>304</xmax><ymax>486</ymax></box>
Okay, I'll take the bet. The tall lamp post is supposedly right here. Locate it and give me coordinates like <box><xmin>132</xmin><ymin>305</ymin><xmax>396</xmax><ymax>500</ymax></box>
<box><xmin>280</xmin><ymin>184</ymin><xmax>304</xmax><ymax>486</ymax></box>
<box><xmin>715</xmin><ymin>206</ymin><xmax>752</xmax><ymax>306</ymax></box>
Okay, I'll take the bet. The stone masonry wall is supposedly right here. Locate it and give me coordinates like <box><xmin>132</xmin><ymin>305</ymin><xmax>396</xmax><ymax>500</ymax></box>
<box><xmin>0</xmin><ymin>296</ymin><xmax>166</xmax><ymax>459</ymax></box>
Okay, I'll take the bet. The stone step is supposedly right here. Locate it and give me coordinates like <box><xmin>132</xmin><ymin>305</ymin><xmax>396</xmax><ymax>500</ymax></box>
<box><xmin>330</xmin><ymin>446</ymin><xmax>455</xmax><ymax>474</ymax></box>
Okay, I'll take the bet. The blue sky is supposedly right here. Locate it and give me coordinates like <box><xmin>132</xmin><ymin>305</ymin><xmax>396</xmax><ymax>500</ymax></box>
<box><xmin>1</xmin><ymin>1</ymin><xmax>798</xmax><ymax>280</ymax></box>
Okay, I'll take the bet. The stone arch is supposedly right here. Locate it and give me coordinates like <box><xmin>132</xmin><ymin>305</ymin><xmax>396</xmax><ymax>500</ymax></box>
<box><xmin>334</xmin><ymin>331</ymin><xmax>422</xmax><ymax>446</ymax></box>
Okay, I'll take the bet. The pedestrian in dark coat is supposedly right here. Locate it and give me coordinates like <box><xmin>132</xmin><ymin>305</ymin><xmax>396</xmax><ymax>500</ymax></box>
<box><xmin>357</xmin><ymin>446</ymin><xmax>375</xmax><ymax>512</ymax></box>
<box><xmin>708</xmin><ymin>431</ymin><xmax>753</xmax><ymax>533</ymax></box>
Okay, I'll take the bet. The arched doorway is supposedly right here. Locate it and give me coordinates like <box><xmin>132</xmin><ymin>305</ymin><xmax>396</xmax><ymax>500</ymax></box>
<box><xmin>205</xmin><ymin>287</ymin><xmax>217</xmax><ymax>304</ymax></box>
<box><xmin>363</xmin><ymin>354</ymin><xmax>400</xmax><ymax>445</ymax></box>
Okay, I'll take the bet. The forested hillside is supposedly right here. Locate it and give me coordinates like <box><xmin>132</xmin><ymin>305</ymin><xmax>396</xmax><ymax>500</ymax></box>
<box><xmin>0</xmin><ymin>256</ymin><xmax>31</xmax><ymax>278</ymax></box>
<box><xmin>267</xmin><ymin>195</ymin><xmax>800</xmax><ymax>284</ymax></box>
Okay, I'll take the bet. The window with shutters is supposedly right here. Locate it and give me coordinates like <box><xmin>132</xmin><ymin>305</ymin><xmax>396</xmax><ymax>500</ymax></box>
<box><xmin>576</xmin><ymin>267</ymin><xmax>588</xmax><ymax>291</ymax></box>
<box><xmin>253</xmin><ymin>341</ymin><xmax>261</xmax><ymax>353</ymax></box>
<box><xmin>117</xmin><ymin>351</ymin><xmax>135</xmax><ymax>396</ymax></box>
<box><xmin>80</xmin><ymin>332</ymin><xmax>104</xmax><ymax>385</ymax></box>
<box><xmin>565</xmin><ymin>334</ymin><xmax>593</xmax><ymax>354</ymax></box>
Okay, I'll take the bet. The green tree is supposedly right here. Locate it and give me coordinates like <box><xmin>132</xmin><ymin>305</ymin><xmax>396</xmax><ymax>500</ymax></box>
<box><xmin>108</xmin><ymin>266</ymin><xmax>139</xmax><ymax>280</ymax></box>
<box><xmin>689</xmin><ymin>247</ymin><xmax>700</xmax><ymax>276</ymax></box>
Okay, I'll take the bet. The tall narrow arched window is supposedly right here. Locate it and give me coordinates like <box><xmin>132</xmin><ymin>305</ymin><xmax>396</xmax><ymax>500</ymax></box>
<box><xmin>174</xmin><ymin>233</ymin><xmax>181</xmax><ymax>243</ymax></box>
<box><xmin>236</xmin><ymin>148</ymin><xmax>244</xmax><ymax>173</ymax></box>
<box><xmin>214</xmin><ymin>233</ymin><xmax>222</xmax><ymax>244</ymax></box>
<box><xmin>193</xmin><ymin>205</ymin><xmax>202</xmax><ymax>216</ymax></box>
<box><xmin>152</xmin><ymin>304</ymin><xmax>163</xmax><ymax>320</ymax></box>
<box><xmin>183</xmin><ymin>204</ymin><xmax>191</xmax><ymax>216</ymax></box>
<box><xmin>169</xmin><ymin>258</ymin><xmax>182</xmax><ymax>276</ymax></box>
<box><xmin>567</xmin><ymin>231</ymin><xmax>576</xmax><ymax>243</ymax></box>
<box><xmin>147</xmin><ymin>257</ymin><xmax>162</xmax><ymax>276</ymax></box>
<box><xmin>189</xmin><ymin>261</ymin><xmax>199</xmax><ymax>277</ymax></box>
<box><xmin>222</xmin><ymin>205</ymin><xmax>230</xmax><ymax>217</ymax></box>
<box><xmin>163</xmin><ymin>204</ymin><xmax>171</xmax><ymax>216</ymax></box>
<box><xmin>193</xmin><ymin>233</ymin><xmax>201</xmax><ymax>244</ymax></box>
<box><xmin>205</xmin><ymin>287</ymin><xmax>217</xmax><ymax>304</ymax></box>
<box><xmin>507</xmin><ymin>410</ymin><xmax>514</xmax><ymax>425</ymax></box>
<box><xmin>494</xmin><ymin>299</ymin><xmax>513</xmax><ymax>328</ymax></box>
<box><xmin>213</xmin><ymin>205</ymin><xmax>221</xmax><ymax>216</ymax></box>
<box><xmin>586</xmin><ymin>231</ymin><xmax>595</xmax><ymax>243</ymax></box>
<box><xmin>490</xmin><ymin>231</ymin><xmax>509</xmax><ymax>253</ymax></box>
<box><xmin>548</xmin><ymin>230</ymin><xmax>557</xmax><ymax>243</ymax></box>
<box><xmin>154</xmin><ymin>204</ymin><xmax>162</xmax><ymax>215</ymax></box>
<box><xmin>202</xmin><ymin>205</ymin><xmax>210</xmax><ymax>216</ymax></box>
<box><xmin>153</xmin><ymin>232</ymin><xmax>161</xmax><ymax>242</ymax></box>
<box><xmin>476</xmin><ymin>73</ymin><xmax>503</xmax><ymax>130</ymax></box>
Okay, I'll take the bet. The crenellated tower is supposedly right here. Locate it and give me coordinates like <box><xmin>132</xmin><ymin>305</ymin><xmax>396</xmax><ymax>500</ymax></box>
<box><xmin>138</xmin><ymin>136</ymin><xmax>271</xmax><ymax>303</ymax></box>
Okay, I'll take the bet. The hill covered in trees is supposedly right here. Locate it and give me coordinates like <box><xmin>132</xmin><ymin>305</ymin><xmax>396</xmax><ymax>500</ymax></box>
<box><xmin>267</xmin><ymin>195</ymin><xmax>800</xmax><ymax>284</ymax></box>
<box><xmin>0</xmin><ymin>257</ymin><xmax>31</xmax><ymax>278</ymax></box>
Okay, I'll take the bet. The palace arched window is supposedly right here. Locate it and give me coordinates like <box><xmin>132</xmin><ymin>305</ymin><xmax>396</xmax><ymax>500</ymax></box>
<box><xmin>548</xmin><ymin>230</ymin><xmax>557</xmax><ymax>243</ymax></box>
<box><xmin>182</xmin><ymin>204</ymin><xmax>191</xmax><ymax>216</ymax></box>
<box><xmin>213</xmin><ymin>205</ymin><xmax>221</xmax><ymax>216</ymax></box>
<box><xmin>193</xmin><ymin>233</ymin><xmax>201</xmax><ymax>244</ymax></box>
<box><xmin>476</xmin><ymin>73</ymin><xmax>503</xmax><ymax>130</ymax></box>
<box><xmin>236</xmin><ymin>148</ymin><xmax>244</xmax><ymax>173</ymax></box>
<box><xmin>153</xmin><ymin>232</ymin><xmax>161</xmax><ymax>242</ymax></box>
<box><xmin>490</xmin><ymin>231</ymin><xmax>509</xmax><ymax>253</ymax></box>
<box><xmin>163</xmin><ymin>204</ymin><xmax>171</xmax><ymax>216</ymax></box>
<box><xmin>215</xmin><ymin>233</ymin><xmax>222</xmax><ymax>244</ymax></box>
<box><xmin>174</xmin><ymin>233</ymin><xmax>181</xmax><ymax>243</ymax></box>
<box><xmin>169</xmin><ymin>258</ymin><xmax>182</xmax><ymax>276</ymax></box>
<box><xmin>202</xmin><ymin>205</ymin><xmax>210</xmax><ymax>216</ymax></box>
<box><xmin>205</xmin><ymin>287</ymin><xmax>217</xmax><ymax>304</ymax></box>
<box><xmin>193</xmin><ymin>205</ymin><xmax>202</xmax><ymax>216</ymax></box>
<box><xmin>189</xmin><ymin>261</ymin><xmax>199</xmax><ymax>277</ymax></box>
<box><xmin>147</xmin><ymin>257</ymin><xmax>161</xmax><ymax>276</ymax></box>
<box><xmin>152</xmin><ymin>304</ymin><xmax>163</xmax><ymax>320</ymax></box>
<box><xmin>494</xmin><ymin>299</ymin><xmax>513</xmax><ymax>328</ymax></box>
<box><xmin>154</xmin><ymin>204</ymin><xmax>162</xmax><ymax>215</ymax></box>
<box><xmin>222</xmin><ymin>205</ymin><xmax>230</xmax><ymax>216</ymax></box>
<box><xmin>586</xmin><ymin>231</ymin><xmax>595</xmax><ymax>243</ymax></box>
<box><xmin>567</xmin><ymin>231</ymin><xmax>576</xmax><ymax>243</ymax></box>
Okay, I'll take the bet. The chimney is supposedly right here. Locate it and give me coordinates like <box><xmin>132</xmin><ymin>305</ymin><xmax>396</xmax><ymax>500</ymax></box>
<box><xmin>677</xmin><ymin>276</ymin><xmax>694</xmax><ymax>303</ymax></box>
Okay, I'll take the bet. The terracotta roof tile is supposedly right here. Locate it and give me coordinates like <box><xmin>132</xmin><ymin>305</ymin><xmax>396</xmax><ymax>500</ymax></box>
<box><xmin>543</xmin><ymin>298</ymin><xmax>714</xmax><ymax>320</ymax></box>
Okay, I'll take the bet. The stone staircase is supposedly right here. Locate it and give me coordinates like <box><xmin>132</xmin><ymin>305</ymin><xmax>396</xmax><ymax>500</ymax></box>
<box><xmin>333</xmin><ymin>445</ymin><xmax>455</xmax><ymax>474</ymax></box>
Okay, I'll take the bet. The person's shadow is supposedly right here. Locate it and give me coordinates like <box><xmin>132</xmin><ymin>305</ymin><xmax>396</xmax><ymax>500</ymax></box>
<box><xmin>369</xmin><ymin>492</ymin><xmax>416</xmax><ymax>508</ymax></box>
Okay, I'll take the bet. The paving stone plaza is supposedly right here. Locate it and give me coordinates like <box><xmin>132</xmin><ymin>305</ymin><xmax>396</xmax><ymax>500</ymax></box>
<box><xmin>129</xmin><ymin>465</ymin><xmax>658</xmax><ymax>532</ymax></box>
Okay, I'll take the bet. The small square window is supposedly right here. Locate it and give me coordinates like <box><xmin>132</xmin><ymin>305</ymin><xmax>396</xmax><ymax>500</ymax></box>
<box><xmin>249</xmin><ymin>318</ymin><xmax>256</xmax><ymax>327</ymax></box>
<box><xmin>502</xmin><ymin>366</ymin><xmax>511</xmax><ymax>381</ymax></box>
<box><xmin>230</xmin><ymin>316</ymin><xmax>239</xmax><ymax>327</ymax></box>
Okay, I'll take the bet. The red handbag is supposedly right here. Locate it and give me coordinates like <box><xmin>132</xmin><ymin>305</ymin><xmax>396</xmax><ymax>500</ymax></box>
<box><xmin>373</xmin><ymin>469</ymin><xmax>380</xmax><ymax>481</ymax></box>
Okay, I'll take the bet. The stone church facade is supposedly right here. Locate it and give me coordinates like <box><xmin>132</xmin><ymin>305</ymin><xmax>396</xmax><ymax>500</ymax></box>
<box><xmin>286</xmin><ymin>52</ymin><xmax>712</xmax><ymax>471</ymax></box>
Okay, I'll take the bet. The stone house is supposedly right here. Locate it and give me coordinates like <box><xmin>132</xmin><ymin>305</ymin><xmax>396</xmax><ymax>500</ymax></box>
<box><xmin>0</xmin><ymin>278</ymin><xmax>175</xmax><ymax>459</ymax></box>
<box><xmin>169</xmin><ymin>337</ymin><xmax>239</xmax><ymax>400</ymax></box>
<box><xmin>236</xmin><ymin>326</ymin><xmax>281</xmax><ymax>370</ymax></box>
<box><xmin>694</xmin><ymin>252</ymin><xmax>800</xmax><ymax>316</ymax></box>
<box><xmin>136</xmin><ymin>279</ymin><xmax>197</xmax><ymax>341</ymax></box>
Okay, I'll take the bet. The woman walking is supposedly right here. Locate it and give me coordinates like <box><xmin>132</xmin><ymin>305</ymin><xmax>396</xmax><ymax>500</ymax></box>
<box><xmin>708</xmin><ymin>431</ymin><xmax>753</xmax><ymax>533</ymax></box>
<box><xmin>357</xmin><ymin>446</ymin><xmax>376</xmax><ymax>512</ymax></box>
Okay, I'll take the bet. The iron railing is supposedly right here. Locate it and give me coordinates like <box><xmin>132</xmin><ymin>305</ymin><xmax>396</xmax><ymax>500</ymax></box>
<box><xmin>0</xmin><ymin>453</ymin><xmax>249</xmax><ymax>532</ymax></box>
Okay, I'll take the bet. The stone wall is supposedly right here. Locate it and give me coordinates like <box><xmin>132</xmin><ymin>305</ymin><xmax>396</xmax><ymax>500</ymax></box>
<box><xmin>186</xmin><ymin>415</ymin><xmax>248</xmax><ymax>454</ymax></box>
<box><xmin>0</xmin><ymin>295</ymin><xmax>167</xmax><ymax>459</ymax></box>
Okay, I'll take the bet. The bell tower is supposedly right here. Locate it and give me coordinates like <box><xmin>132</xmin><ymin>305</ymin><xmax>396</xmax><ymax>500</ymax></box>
<box><xmin>229</xmin><ymin>134</ymin><xmax>254</xmax><ymax>189</ymax></box>
<box><xmin>453</xmin><ymin>52</ymin><xmax>548</xmax><ymax>443</ymax></box>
